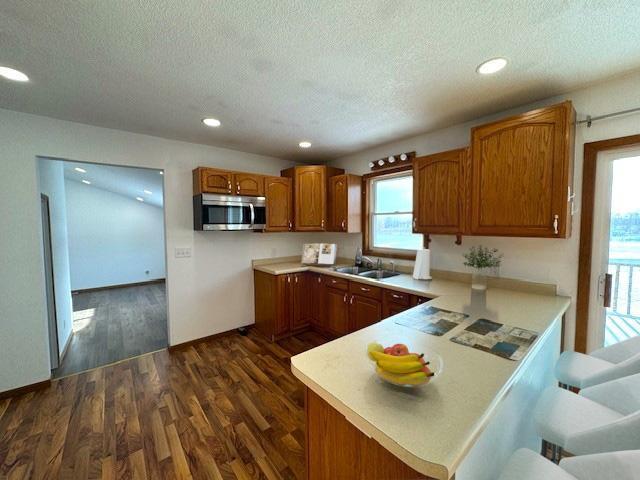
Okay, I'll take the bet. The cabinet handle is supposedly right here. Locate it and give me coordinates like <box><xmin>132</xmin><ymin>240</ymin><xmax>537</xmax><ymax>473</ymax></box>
<box><xmin>317</xmin><ymin>276</ymin><xmax>321</xmax><ymax>283</ymax></box>
<box><xmin>288</xmin><ymin>221</ymin><xmax>292</xmax><ymax>231</ymax></box>
<box><xmin>413</xmin><ymin>218</ymin><xmax>417</xmax><ymax>231</ymax></box>
<box><xmin>295</xmin><ymin>275</ymin><xmax>299</xmax><ymax>284</ymax></box>
<box><xmin>392</xmin><ymin>294</ymin><xmax>402</xmax><ymax>299</ymax></box>
<box><xmin>349</xmin><ymin>295</ymin><xmax>354</xmax><ymax>304</ymax></box>
<box><xmin>321</xmin><ymin>219</ymin><xmax>325</xmax><ymax>229</ymax></box>
<box><xmin>553</xmin><ymin>214</ymin><xmax>559</xmax><ymax>235</ymax></box>
<box><xmin>343</xmin><ymin>293</ymin><xmax>347</xmax><ymax>303</ymax></box>
<box><xmin>227</xmin><ymin>180</ymin><xmax>232</xmax><ymax>193</ymax></box>
<box><xmin>331</xmin><ymin>279</ymin><xmax>337</xmax><ymax>284</ymax></box>
<box><xmin>236</xmin><ymin>183</ymin><xmax>240</xmax><ymax>194</ymax></box>
<box><xmin>360</xmin><ymin>287</ymin><xmax>370</xmax><ymax>292</ymax></box>
<box><xmin>287</xmin><ymin>275</ymin><xmax>291</xmax><ymax>283</ymax></box>
<box><xmin>341</xmin><ymin>219</ymin><xmax>346</xmax><ymax>231</ymax></box>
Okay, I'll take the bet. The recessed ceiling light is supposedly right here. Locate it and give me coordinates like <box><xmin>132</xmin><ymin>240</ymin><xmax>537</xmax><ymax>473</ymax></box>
<box><xmin>299</xmin><ymin>141</ymin><xmax>312</xmax><ymax>148</ymax></box>
<box><xmin>136</xmin><ymin>196</ymin><xmax>144</xmax><ymax>202</ymax></box>
<box><xmin>143</xmin><ymin>189</ymin><xmax>153</xmax><ymax>195</ymax></box>
<box><xmin>74</xmin><ymin>167</ymin><xmax>87</xmax><ymax>173</ymax></box>
<box><xmin>82</xmin><ymin>179</ymin><xmax>91</xmax><ymax>185</ymax></box>
<box><xmin>0</xmin><ymin>66</ymin><xmax>29</xmax><ymax>82</ymax></box>
<box><xmin>202</xmin><ymin>118</ymin><xmax>221</xmax><ymax>127</ymax></box>
<box><xmin>476</xmin><ymin>57</ymin><xmax>507</xmax><ymax>75</ymax></box>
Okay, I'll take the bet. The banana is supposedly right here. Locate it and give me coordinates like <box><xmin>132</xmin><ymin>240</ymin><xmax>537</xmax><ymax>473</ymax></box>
<box><xmin>376</xmin><ymin>366</ymin><xmax>430</xmax><ymax>386</ymax></box>
<box><xmin>377</xmin><ymin>359</ymin><xmax>424</xmax><ymax>374</ymax></box>
<box><xmin>368</xmin><ymin>350</ymin><xmax>422</xmax><ymax>363</ymax></box>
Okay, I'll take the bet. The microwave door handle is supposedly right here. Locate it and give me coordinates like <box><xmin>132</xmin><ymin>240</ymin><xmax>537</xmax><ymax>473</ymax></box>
<box><xmin>249</xmin><ymin>203</ymin><xmax>255</xmax><ymax>227</ymax></box>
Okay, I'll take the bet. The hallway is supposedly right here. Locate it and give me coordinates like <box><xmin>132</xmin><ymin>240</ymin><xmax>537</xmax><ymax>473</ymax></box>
<box><xmin>53</xmin><ymin>282</ymin><xmax>167</xmax><ymax>378</ymax></box>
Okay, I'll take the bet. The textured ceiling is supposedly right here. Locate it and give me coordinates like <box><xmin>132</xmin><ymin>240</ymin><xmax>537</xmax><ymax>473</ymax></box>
<box><xmin>2</xmin><ymin>1</ymin><xmax>640</xmax><ymax>161</ymax></box>
<box><xmin>61</xmin><ymin>160</ymin><xmax>164</xmax><ymax>208</ymax></box>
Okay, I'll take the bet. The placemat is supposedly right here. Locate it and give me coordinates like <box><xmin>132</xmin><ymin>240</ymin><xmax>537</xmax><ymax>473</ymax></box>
<box><xmin>394</xmin><ymin>306</ymin><xmax>469</xmax><ymax>336</ymax></box>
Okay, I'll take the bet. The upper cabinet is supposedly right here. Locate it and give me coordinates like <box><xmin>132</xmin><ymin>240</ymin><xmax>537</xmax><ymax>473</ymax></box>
<box><xmin>264</xmin><ymin>176</ymin><xmax>293</xmax><ymax>232</ymax></box>
<box><xmin>193</xmin><ymin>167</ymin><xmax>264</xmax><ymax>196</ymax></box>
<box><xmin>281</xmin><ymin>166</ymin><xmax>344</xmax><ymax>231</ymax></box>
<box><xmin>469</xmin><ymin>101</ymin><xmax>575</xmax><ymax>238</ymax></box>
<box><xmin>328</xmin><ymin>174</ymin><xmax>362</xmax><ymax>233</ymax></box>
<box><xmin>193</xmin><ymin>167</ymin><xmax>233</xmax><ymax>194</ymax></box>
<box><xmin>413</xmin><ymin>148</ymin><xmax>469</xmax><ymax>235</ymax></box>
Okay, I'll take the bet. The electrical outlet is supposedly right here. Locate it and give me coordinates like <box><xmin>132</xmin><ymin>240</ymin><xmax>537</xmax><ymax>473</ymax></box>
<box><xmin>175</xmin><ymin>247</ymin><xmax>192</xmax><ymax>258</ymax></box>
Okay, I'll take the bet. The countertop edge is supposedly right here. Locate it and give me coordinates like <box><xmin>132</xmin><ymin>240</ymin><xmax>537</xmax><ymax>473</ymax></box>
<box><xmin>291</xmin><ymin>362</ymin><xmax>451</xmax><ymax>480</ymax></box>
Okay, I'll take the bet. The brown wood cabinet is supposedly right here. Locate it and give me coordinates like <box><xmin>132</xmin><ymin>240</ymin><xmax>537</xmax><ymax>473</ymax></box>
<box><xmin>324</xmin><ymin>286</ymin><xmax>350</xmax><ymax>336</ymax></box>
<box><xmin>254</xmin><ymin>271</ymin><xmax>310</xmax><ymax>340</ymax></box>
<box><xmin>413</xmin><ymin>148</ymin><xmax>469</xmax><ymax>235</ymax></box>
<box><xmin>281</xmin><ymin>166</ymin><xmax>344</xmax><ymax>231</ymax></box>
<box><xmin>264</xmin><ymin>176</ymin><xmax>293</xmax><ymax>232</ymax></box>
<box><xmin>193</xmin><ymin>167</ymin><xmax>264</xmax><ymax>196</ymax></box>
<box><xmin>328</xmin><ymin>174</ymin><xmax>362</xmax><ymax>233</ymax></box>
<box><xmin>470</xmin><ymin>101</ymin><xmax>575</xmax><ymax>238</ymax></box>
<box><xmin>308</xmin><ymin>272</ymin><xmax>324</xmax><ymax>328</ymax></box>
<box><xmin>349</xmin><ymin>294</ymin><xmax>382</xmax><ymax>332</ymax></box>
<box><xmin>306</xmin><ymin>388</ymin><xmax>427</xmax><ymax>480</ymax></box>
<box><xmin>193</xmin><ymin>167</ymin><xmax>234</xmax><ymax>194</ymax></box>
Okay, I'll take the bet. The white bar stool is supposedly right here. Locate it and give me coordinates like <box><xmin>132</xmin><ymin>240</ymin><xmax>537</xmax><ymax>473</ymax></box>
<box><xmin>534</xmin><ymin>373</ymin><xmax>640</xmax><ymax>461</ymax></box>
<box><xmin>555</xmin><ymin>336</ymin><xmax>640</xmax><ymax>389</ymax></box>
<box><xmin>498</xmin><ymin>448</ymin><xmax>640</xmax><ymax>480</ymax></box>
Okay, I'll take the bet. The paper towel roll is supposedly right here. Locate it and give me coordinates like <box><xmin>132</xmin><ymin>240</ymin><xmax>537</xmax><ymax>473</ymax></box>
<box><xmin>413</xmin><ymin>249</ymin><xmax>432</xmax><ymax>280</ymax></box>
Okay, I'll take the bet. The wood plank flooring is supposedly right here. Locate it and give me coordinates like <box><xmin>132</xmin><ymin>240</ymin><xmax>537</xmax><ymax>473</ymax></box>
<box><xmin>54</xmin><ymin>283</ymin><xmax>168</xmax><ymax>378</ymax></box>
<box><xmin>0</xmin><ymin>329</ymin><xmax>327</xmax><ymax>479</ymax></box>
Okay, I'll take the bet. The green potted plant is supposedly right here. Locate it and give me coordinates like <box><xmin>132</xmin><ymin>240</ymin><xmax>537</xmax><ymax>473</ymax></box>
<box><xmin>463</xmin><ymin>245</ymin><xmax>503</xmax><ymax>291</ymax></box>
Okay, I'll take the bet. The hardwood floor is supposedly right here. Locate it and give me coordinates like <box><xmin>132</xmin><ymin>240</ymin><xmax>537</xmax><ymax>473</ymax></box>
<box><xmin>0</xmin><ymin>329</ymin><xmax>327</xmax><ymax>479</ymax></box>
<box><xmin>54</xmin><ymin>282</ymin><xmax>168</xmax><ymax>378</ymax></box>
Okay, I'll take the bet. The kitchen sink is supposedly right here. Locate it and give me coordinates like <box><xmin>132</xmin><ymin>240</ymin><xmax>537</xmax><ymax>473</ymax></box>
<box><xmin>357</xmin><ymin>270</ymin><xmax>400</xmax><ymax>279</ymax></box>
<box><xmin>333</xmin><ymin>266</ymin><xmax>373</xmax><ymax>275</ymax></box>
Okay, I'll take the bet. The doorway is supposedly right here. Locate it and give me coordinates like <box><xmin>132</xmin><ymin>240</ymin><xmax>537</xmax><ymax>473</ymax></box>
<box><xmin>37</xmin><ymin>157</ymin><xmax>168</xmax><ymax>377</ymax></box>
<box><xmin>588</xmin><ymin>147</ymin><xmax>640</xmax><ymax>350</ymax></box>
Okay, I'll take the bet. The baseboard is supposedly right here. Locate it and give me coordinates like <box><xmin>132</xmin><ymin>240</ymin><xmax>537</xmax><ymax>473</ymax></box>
<box><xmin>0</xmin><ymin>379</ymin><xmax>51</xmax><ymax>400</ymax></box>
<box><xmin>72</xmin><ymin>278</ymin><xmax>166</xmax><ymax>294</ymax></box>
<box><xmin>168</xmin><ymin>325</ymin><xmax>253</xmax><ymax>352</ymax></box>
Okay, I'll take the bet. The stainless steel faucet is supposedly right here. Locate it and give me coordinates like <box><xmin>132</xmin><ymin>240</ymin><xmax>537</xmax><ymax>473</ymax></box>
<box><xmin>361</xmin><ymin>256</ymin><xmax>376</xmax><ymax>269</ymax></box>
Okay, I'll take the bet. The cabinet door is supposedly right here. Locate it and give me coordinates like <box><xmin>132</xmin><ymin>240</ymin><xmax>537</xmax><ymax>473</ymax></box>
<box><xmin>295</xmin><ymin>166</ymin><xmax>327</xmax><ymax>231</ymax></box>
<box><xmin>195</xmin><ymin>167</ymin><xmax>233</xmax><ymax>194</ymax></box>
<box><xmin>413</xmin><ymin>148</ymin><xmax>468</xmax><ymax>234</ymax></box>
<box><xmin>328</xmin><ymin>174</ymin><xmax>362</xmax><ymax>233</ymax></box>
<box><xmin>291</xmin><ymin>273</ymin><xmax>310</xmax><ymax>331</ymax></box>
<box><xmin>410</xmin><ymin>295</ymin><xmax>429</xmax><ymax>307</ymax></box>
<box><xmin>470</xmin><ymin>101</ymin><xmax>575</xmax><ymax>237</ymax></box>
<box><xmin>234</xmin><ymin>173</ymin><xmax>264</xmax><ymax>196</ymax></box>
<box><xmin>325</xmin><ymin>287</ymin><xmax>350</xmax><ymax>336</ymax></box>
<box><xmin>265</xmin><ymin>176</ymin><xmax>292</xmax><ymax>232</ymax></box>
<box><xmin>308</xmin><ymin>273</ymin><xmax>323</xmax><ymax>327</ymax></box>
<box><xmin>349</xmin><ymin>294</ymin><xmax>382</xmax><ymax>332</ymax></box>
<box><xmin>274</xmin><ymin>275</ymin><xmax>291</xmax><ymax>336</ymax></box>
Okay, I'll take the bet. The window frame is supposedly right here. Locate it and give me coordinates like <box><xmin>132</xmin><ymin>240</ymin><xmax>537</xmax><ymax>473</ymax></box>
<box><xmin>362</xmin><ymin>165</ymin><xmax>424</xmax><ymax>259</ymax></box>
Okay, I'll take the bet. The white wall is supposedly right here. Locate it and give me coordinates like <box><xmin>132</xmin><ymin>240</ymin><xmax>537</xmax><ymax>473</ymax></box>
<box><xmin>36</xmin><ymin>160</ymin><xmax>73</xmax><ymax>357</ymax></box>
<box><xmin>65</xmin><ymin>178</ymin><xmax>166</xmax><ymax>290</ymax></box>
<box><xmin>329</xmin><ymin>69</ymin><xmax>640</xmax><ymax>351</ymax></box>
<box><xmin>0</xmin><ymin>109</ymin><xmax>330</xmax><ymax>392</ymax></box>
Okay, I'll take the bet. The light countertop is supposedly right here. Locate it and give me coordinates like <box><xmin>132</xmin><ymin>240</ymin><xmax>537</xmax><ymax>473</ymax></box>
<box><xmin>290</xmin><ymin>289</ymin><xmax>570</xmax><ymax>479</ymax></box>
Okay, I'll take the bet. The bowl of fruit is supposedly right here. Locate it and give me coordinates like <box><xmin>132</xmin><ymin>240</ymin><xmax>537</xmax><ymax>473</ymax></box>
<box><xmin>367</xmin><ymin>342</ymin><xmax>442</xmax><ymax>388</ymax></box>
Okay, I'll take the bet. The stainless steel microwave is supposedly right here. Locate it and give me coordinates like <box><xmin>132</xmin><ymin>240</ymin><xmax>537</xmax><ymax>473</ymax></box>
<box><xmin>193</xmin><ymin>193</ymin><xmax>266</xmax><ymax>231</ymax></box>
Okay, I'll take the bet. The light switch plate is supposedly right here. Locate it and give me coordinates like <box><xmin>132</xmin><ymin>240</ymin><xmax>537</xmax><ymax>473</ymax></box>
<box><xmin>175</xmin><ymin>247</ymin><xmax>192</xmax><ymax>258</ymax></box>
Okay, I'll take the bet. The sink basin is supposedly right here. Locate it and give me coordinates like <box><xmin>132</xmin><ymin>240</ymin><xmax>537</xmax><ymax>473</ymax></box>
<box><xmin>334</xmin><ymin>266</ymin><xmax>373</xmax><ymax>275</ymax></box>
<box><xmin>357</xmin><ymin>270</ymin><xmax>400</xmax><ymax>279</ymax></box>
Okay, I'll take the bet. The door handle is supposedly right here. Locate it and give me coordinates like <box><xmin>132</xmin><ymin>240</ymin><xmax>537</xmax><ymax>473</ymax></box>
<box><xmin>603</xmin><ymin>273</ymin><xmax>613</xmax><ymax>308</ymax></box>
<box><xmin>249</xmin><ymin>203</ymin><xmax>255</xmax><ymax>227</ymax></box>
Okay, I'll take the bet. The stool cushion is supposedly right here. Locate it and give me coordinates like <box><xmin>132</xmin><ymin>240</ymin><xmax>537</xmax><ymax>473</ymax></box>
<box><xmin>534</xmin><ymin>387</ymin><xmax>623</xmax><ymax>448</ymax></box>
<box><xmin>498</xmin><ymin>449</ymin><xmax>576</xmax><ymax>480</ymax></box>
<box><xmin>555</xmin><ymin>351</ymin><xmax>614</xmax><ymax>388</ymax></box>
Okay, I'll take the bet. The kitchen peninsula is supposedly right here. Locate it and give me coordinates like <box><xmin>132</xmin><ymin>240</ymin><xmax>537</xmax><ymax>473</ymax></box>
<box><xmin>254</xmin><ymin>259</ymin><xmax>571</xmax><ymax>480</ymax></box>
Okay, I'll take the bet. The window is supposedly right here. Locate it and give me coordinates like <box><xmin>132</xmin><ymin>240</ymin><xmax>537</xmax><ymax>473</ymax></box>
<box><xmin>367</xmin><ymin>170</ymin><xmax>423</xmax><ymax>254</ymax></box>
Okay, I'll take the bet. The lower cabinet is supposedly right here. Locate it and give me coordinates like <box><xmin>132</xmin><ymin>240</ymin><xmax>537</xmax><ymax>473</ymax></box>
<box><xmin>254</xmin><ymin>271</ymin><xmax>433</xmax><ymax>341</ymax></box>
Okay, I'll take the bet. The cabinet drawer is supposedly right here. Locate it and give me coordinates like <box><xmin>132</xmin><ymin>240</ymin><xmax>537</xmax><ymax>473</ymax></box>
<box><xmin>384</xmin><ymin>289</ymin><xmax>410</xmax><ymax>306</ymax></box>
<box><xmin>349</xmin><ymin>282</ymin><xmax>382</xmax><ymax>300</ymax></box>
<box><xmin>323</xmin><ymin>275</ymin><xmax>348</xmax><ymax>291</ymax></box>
